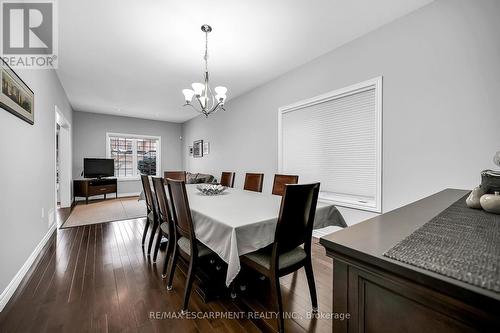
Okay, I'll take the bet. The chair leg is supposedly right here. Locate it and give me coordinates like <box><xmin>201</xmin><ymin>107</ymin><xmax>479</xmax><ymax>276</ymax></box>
<box><xmin>162</xmin><ymin>236</ymin><xmax>174</xmax><ymax>278</ymax></box>
<box><xmin>166</xmin><ymin>244</ymin><xmax>178</xmax><ymax>290</ymax></box>
<box><xmin>141</xmin><ymin>218</ymin><xmax>150</xmax><ymax>248</ymax></box>
<box><xmin>152</xmin><ymin>230</ymin><xmax>163</xmax><ymax>262</ymax></box>
<box><xmin>304</xmin><ymin>259</ymin><xmax>318</xmax><ymax>312</ymax></box>
<box><xmin>270</xmin><ymin>273</ymin><xmax>284</xmax><ymax>333</ymax></box>
<box><xmin>147</xmin><ymin>220</ymin><xmax>159</xmax><ymax>256</ymax></box>
<box><xmin>181</xmin><ymin>255</ymin><xmax>197</xmax><ymax>313</ymax></box>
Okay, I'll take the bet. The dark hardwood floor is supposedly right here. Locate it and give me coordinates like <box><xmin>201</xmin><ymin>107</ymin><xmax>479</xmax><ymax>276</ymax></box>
<box><xmin>0</xmin><ymin>218</ymin><xmax>334</xmax><ymax>333</ymax></box>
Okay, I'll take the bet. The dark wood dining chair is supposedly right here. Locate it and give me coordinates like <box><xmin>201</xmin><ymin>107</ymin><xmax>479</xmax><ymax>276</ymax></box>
<box><xmin>165</xmin><ymin>179</ymin><xmax>213</xmax><ymax>314</ymax></box>
<box><xmin>244</xmin><ymin>173</ymin><xmax>264</xmax><ymax>192</ymax></box>
<box><xmin>151</xmin><ymin>177</ymin><xmax>175</xmax><ymax>276</ymax></box>
<box><xmin>241</xmin><ymin>183</ymin><xmax>320</xmax><ymax>333</ymax></box>
<box><xmin>272</xmin><ymin>174</ymin><xmax>299</xmax><ymax>196</ymax></box>
<box><xmin>164</xmin><ymin>171</ymin><xmax>186</xmax><ymax>182</ymax></box>
<box><xmin>140</xmin><ymin>175</ymin><xmax>158</xmax><ymax>256</ymax></box>
<box><xmin>220</xmin><ymin>172</ymin><xmax>235</xmax><ymax>188</ymax></box>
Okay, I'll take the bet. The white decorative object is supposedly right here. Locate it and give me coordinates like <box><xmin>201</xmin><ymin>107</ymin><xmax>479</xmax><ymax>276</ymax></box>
<box><xmin>182</xmin><ymin>25</ymin><xmax>228</xmax><ymax>117</ymax></box>
<box><xmin>480</xmin><ymin>191</ymin><xmax>500</xmax><ymax>214</ymax></box>
<box><xmin>203</xmin><ymin>142</ymin><xmax>210</xmax><ymax>155</ymax></box>
<box><xmin>466</xmin><ymin>186</ymin><xmax>485</xmax><ymax>209</ymax></box>
<box><xmin>196</xmin><ymin>184</ymin><xmax>226</xmax><ymax>196</ymax></box>
<box><xmin>493</xmin><ymin>151</ymin><xmax>500</xmax><ymax>168</ymax></box>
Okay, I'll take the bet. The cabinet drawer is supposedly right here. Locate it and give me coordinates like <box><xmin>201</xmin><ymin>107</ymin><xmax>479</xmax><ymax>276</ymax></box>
<box><xmin>88</xmin><ymin>184</ymin><xmax>116</xmax><ymax>196</ymax></box>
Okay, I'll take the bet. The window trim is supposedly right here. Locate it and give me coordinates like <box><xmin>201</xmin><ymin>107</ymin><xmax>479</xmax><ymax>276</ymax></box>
<box><xmin>105</xmin><ymin>132</ymin><xmax>161</xmax><ymax>181</ymax></box>
<box><xmin>277</xmin><ymin>76</ymin><xmax>382</xmax><ymax>213</ymax></box>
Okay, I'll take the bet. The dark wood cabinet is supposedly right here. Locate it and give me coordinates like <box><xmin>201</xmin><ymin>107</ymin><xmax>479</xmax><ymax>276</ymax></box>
<box><xmin>73</xmin><ymin>178</ymin><xmax>117</xmax><ymax>204</ymax></box>
<box><xmin>320</xmin><ymin>189</ymin><xmax>500</xmax><ymax>333</ymax></box>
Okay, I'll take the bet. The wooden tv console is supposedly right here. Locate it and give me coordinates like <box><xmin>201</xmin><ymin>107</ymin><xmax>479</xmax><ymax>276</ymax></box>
<box><xmin>73</xmin><ymin>178</ymin><xmax>117</xmax><ymax>204</ymax></box>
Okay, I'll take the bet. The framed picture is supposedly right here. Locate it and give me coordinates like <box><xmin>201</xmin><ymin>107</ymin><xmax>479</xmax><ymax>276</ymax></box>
<box><xmin>1</xmin><ymin>59</ymin><xmax>34</xmax><ymax>125</ymax></box>
<box><xmin>193</xmin><ymin>140</ymin><xmax>203</xmax><ymax>158</ymax></box>
<box><xmin>188</xmin><ymin>146</ymin><xmax>193</xmax><ymax>156</ymax></box>
<box><xmin>203</xmin><ymin>141</ymin><xmax>210</xmax><ymax>155</ymax></box>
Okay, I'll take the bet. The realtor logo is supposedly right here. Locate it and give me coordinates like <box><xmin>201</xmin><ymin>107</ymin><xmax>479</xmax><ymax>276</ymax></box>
<box><xmin>1</xmin><ymin>0</ymin><xmax>58</xmax><ymax>69</ymax></box>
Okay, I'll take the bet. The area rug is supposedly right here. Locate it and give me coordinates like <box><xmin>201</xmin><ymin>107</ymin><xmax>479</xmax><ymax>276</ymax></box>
<box><xmin>62</xmin><ymin>197</ymin><xmax>146</xmax><ymax>228</ymax></box>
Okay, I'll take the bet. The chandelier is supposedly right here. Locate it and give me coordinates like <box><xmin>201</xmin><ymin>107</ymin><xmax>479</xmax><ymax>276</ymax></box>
<box><xmin>182</xmin><ymin>24</ymin><xmax>228</xmax><ymax>117</ymax></box>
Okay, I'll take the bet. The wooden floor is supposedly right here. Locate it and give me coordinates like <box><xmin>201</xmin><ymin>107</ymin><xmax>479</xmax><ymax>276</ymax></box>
<box><xmin>0</xmin><ymin>215</ymin><xmax>334</xmax><ymax>333</ymax></box>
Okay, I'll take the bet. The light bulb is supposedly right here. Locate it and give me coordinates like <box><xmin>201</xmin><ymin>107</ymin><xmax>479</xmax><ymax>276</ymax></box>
<box><xmin>214</xmin><ymin>86</ymin><xmax>227</xmax><ymax>96</ymax></box>
<box><xmin>182</xmin><ymin>89</ymin><xmax>195</xmax><ymax>103</ymax></box>
<box><xmin>192</xmin><ymin>83</ymin><xmax>204</xmax><ymax>96</ymax></box>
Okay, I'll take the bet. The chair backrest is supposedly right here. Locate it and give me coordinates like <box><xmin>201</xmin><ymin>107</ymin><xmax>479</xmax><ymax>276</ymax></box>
<box><xmin>166</xmin><ymin>179</ymin><xmax>195</xmax><ymax>242</ymax></box>
<box><xmin>164</xmin><ymin>171</ymin><xmax>186</xmax><ymax>182</ymax></box>
<box><xmin>152</xmin><ymin>177</ymin><xmax>173</xmax><ymax>233</ymax></box>
<box><xmin>273</xmin><ymin>183</ymin><xmax>320</xmax><ymax>255</ymax></box>
<box><xmin>272</xmin><ymin>174</ymin><xmax>299</xmax><ymax>196</ymax></box>
<box><xmin>244</xmin><ymin>173</ymin><xmax>264</xmax><ymax>192</ymax></box>
<box><xmin>220</xmin><ymin>172</ymin><xmax>235</xmax><ymax>188</ymax></box>
<box><xmin>140</xmin><ymin>174</ymin><xmax>155</xmax><ymax>214</ymax></box>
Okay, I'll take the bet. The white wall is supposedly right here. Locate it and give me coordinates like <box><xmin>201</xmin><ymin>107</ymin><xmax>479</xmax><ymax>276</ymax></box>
<box><xmin>182</xmin><ymin>0</ymin><xmax>500</xmax><ymax>222</ymax></box>
<box><xmin>0</xmin><ymin>69</ymin><xmax>73</xmax><ymax>300</ymax></box>
<box><xmin>72</xmin><ymin>111</ymin><xmax>183</xmax><ymax>196</ymax></box>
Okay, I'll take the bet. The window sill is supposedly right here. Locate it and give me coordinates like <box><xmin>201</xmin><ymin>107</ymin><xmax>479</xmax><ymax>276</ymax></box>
<box><xmin>319</xmin><ymin>194</ymin><xmax>381</xmax><ymax>213</ymax></box>
<box><xmin>116</xmin><ymin>177</ymin><xmax>141</xmax><ymax>182</ymax></box>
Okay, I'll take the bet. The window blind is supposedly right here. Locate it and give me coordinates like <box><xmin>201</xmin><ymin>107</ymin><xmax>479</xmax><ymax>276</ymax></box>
<box><xmin>280</xmin><ymin>78</ymin><xmax>381</xmax><ymax>212</ymax></box>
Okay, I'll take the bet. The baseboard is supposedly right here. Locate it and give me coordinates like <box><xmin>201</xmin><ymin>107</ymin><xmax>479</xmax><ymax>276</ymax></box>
<box><xmin>74</xmin><ymin>192</ymin><xmax>140</xmax><ymax>202</ymax></box>
<box><xmin>118</xmin><ymin>192</ymin><xmax>140</xmax><ymax>198</ymax></box>
<box><xmin>0</xmin><ymin>223</ymin><xmax>56</xmax><ymax>312</ymax></box>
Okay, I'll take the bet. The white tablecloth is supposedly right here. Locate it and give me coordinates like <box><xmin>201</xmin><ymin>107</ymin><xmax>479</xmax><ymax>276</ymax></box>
<box><xmin>142</xmin><ymin>184</ymin><xmax>346</xmax><ymax>286</ymax></box>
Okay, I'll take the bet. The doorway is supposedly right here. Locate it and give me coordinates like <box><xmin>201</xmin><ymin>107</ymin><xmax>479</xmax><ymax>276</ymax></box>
<box><xmin>55</xmin><ymin>107</ymin><xmax>72</xmax><ymax>226</ymax></box>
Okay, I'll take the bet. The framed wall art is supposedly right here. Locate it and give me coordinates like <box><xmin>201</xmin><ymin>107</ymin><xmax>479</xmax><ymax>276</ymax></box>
<box><xmin>1</xmin><ymin>59</ymin><xmax>34</xmax><ymax>125</ymax></box>
<box><xmin>193</xmin><ymin>140</ymin><xmax>203</xmax><ymax>158</ymax></box>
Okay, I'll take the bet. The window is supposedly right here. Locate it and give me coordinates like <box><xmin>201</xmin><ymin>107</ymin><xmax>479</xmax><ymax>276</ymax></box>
<box><xmin>106</xmin><ymin>133</ymin><xmax>161</xmax><ymax>179</ymax></box>
<box><xmin>278</xmin><ymin>77</ymin><xmax>382</xmax><ymax>213</ymax></box>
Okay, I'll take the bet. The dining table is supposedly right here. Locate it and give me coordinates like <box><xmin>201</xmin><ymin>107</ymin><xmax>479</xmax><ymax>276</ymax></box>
<box><xmin>140</xmin><ymin>184</ymin><xmax>347</xmax><ymax>286</ymax></box>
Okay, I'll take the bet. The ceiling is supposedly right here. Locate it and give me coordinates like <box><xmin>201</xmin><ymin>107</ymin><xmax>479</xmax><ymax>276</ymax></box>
<box><xmin>57</xmin><ymin>0</ymin><xmax>433</xmax><ymax>123</ymax></box>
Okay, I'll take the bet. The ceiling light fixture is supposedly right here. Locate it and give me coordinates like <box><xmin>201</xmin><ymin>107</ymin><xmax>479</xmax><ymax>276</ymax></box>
<box><xmin>182</xmin><ymin>24</ymin><xmax>227</xmax><ymax>117</ymax></box>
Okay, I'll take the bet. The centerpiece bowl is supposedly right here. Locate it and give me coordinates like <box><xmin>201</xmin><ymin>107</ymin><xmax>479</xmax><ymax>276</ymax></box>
<box><xmin>196</xmin><ymin>184</ymin><xmax>227</xmax><ymax>196</ymax></box>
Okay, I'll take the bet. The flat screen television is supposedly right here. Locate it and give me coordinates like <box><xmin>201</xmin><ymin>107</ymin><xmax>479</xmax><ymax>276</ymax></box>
<box><xmin>83</xmin><ymin>158</ymin><xmax>115</xmax><ymax>179</ymax></box>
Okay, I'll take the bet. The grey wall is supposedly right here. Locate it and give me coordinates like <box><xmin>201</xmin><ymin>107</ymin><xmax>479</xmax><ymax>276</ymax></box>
<box><xmin>73</xmin><ymin>111</ymin><xmax>183</xmax><ymax>195</ymax></box>
<box><xmin>0</xmin><ymin>69</ymin><xmax>73</xmax><ymax>294</ymax></box>
<box><xmin>182</xmin><ymin>0</ymin><xmax>500</xmax><ymax>220</ymax></box>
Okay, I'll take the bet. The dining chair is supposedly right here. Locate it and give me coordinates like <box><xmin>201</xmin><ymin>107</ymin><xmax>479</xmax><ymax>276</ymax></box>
<box><xmin>272</xmin><ymin>174</ymin><xmax>299</xmax><ymax>196</ymax></box>
<box><xmin>140</xmin><ymin>175</ymin><xmax>158</xmax><ymax>255</ymax></box>
<box><xmin>240</xmin><ymin>183</ymin><xmax>320</xmax><ymax>333</ymax></box>
<box><xmin>244</xmin><ymin>173</ymin><xmax>264</xmax><ymax>192</ymax></box>
<box><xmin>220</xmin><ymin>172</ymin><xmax>235</xmax><ymax>188</ymax></box>
<box><xmin>151</xmin><ymin>177</ymin><xmax>175</xmax><ymax>276</ymax></box>
<box><xmin>166</xmin><ymin>179</ymin><xmax>213</xmax><ymax>314</ymax></box>
<box><xmin>164</xmin><ymin>171</ymin><xmax>186</xmax><ymax>182</ymax></box>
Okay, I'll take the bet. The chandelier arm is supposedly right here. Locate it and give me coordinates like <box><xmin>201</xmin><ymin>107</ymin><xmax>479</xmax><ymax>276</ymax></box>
<box><xmin>194</xmin><ymin>95</ymin><xmax>206</xmax><ymax>111</ymax></box>
<box><xmin>205</xmin><ymin>84</ymin><xmax>216</xmax><ymax>111</ymax></box>
<box><xmin>207</xmin><ymin>101</ymin><xmax>223</xmax><ymax>115</ymax></box>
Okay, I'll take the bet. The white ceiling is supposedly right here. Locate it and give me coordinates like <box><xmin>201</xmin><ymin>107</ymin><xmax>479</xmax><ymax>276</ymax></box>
<box><xmin>57</xmin><ymin>0</ymin><xmax>433</xmax><ymax>123</ymax></box>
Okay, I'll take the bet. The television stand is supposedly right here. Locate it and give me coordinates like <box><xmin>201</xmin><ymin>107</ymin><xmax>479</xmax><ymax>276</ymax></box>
<box><xmin>73</xmin><ymin>178</ymin><xmax>118</xmax><ymax>204</ymax></box>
